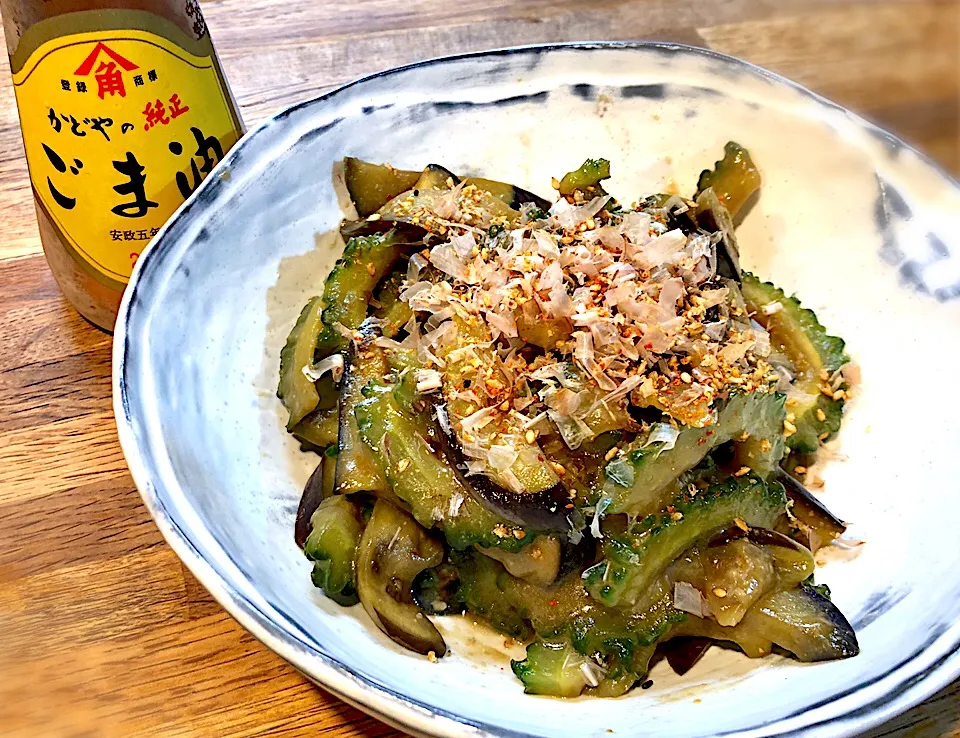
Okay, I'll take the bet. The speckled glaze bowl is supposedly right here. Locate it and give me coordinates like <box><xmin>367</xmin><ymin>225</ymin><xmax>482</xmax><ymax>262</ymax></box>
<box><xmin>113</xmin><ymin>43</ymin><xmax>960</xmax><ymax>738</ymax></box>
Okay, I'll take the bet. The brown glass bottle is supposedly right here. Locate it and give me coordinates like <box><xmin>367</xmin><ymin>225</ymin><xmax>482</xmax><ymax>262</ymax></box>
<box><xmin>2</xmin><ymin>0</ymin><xmax>243</xmax><ymax>329</ymax></box>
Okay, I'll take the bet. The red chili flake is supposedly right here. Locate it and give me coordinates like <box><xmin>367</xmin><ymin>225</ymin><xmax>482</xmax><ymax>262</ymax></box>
<box><xmin>705</xmin><ymin>430</ymin><xmax>714</xmax><ymax>436</ymax></box>
<box><xmin>697</xmin><ymin>437</ymin><xmax>707</xmax><ymax>446</ymax></box>
<box><xmin>549</xmin><ymin>599</ymin><xmax>559</xmax><ymax>607</ymax></box>
<box><xmin>644</xmin><ymin>343</ymin><xmax>654</xmax><ymax>350</ymax></box>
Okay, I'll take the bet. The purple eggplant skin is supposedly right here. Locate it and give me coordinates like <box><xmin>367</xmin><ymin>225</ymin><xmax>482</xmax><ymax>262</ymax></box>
<box><xmin>295</xmin><ymin>462</ymin><xmax>327</xmax><ymax>548</ymax></box>
<box><xmin>509</xmin><ymin>185</ymin><xmax>552</xmax><ymax>213</ymax></box>
<box><xmin>663</xmin><ymin>637</ymin><xmax>713</xmax><ymax>676</ymax></box>
<box><xmin>433</xmin><ymin>403</ymin><xmax>571</xmax><ymax>532</ymax></box>
<box><xmin>709</xmin><ymin>525</ymin><xmax>810</xmax><ymax>552</ymax></box>
<box><xmin>775</xmin><ymin>468</ymin><xmax>847</xmax><ymax>544</ymax></box>
<box><xmin>754</xmin><ymin>584</ymin><xmax>859</xmax><ymax>661</ymax></box>
<box><xmin>694</xmin><ymin>187</ymin><xmax>741</xmax><ymax>283</ymax></box>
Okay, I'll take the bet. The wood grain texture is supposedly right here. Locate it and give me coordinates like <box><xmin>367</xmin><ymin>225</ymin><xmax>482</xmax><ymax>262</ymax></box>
<box><xmin>0</xmin><ymin>1</ymin><xmax>957</xmax><ymax>735</ymax></box>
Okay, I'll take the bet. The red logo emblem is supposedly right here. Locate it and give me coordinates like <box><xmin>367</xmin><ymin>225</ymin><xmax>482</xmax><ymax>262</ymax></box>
<box><xmin>74</xmin><ymin>43</ymin><xmax>139</xmax><ymax>99</ymax></box>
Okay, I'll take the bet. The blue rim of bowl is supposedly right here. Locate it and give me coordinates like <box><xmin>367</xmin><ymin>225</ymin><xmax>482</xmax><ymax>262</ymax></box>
<box><xmin>113</xmin><ymin>40</ymin><xmax>960</xmax><ymax>738</ymax></box>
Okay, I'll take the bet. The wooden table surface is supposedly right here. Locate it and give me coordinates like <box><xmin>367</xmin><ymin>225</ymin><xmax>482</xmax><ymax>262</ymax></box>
<box><xmin>1</xmin><ymin>1</ymin><xmax>958</xmax><ymax>735</ymax></box>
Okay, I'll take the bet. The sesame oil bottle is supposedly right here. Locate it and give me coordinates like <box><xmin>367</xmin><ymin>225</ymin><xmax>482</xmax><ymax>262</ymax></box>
<box><xmin>1</xmin><ymin>0</ymin><xmax>243</xmax><ymax>329</ymax></box>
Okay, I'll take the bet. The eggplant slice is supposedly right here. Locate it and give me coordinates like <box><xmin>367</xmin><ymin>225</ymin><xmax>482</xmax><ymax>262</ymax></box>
<box><xmin>477</xmin><ymin>535</ymin><xmax>562</xmax><ymax>587</ymax></box>
<box><xmin>663</xmin><ymin>637</ymin><xmax>713</xmax><ymax>676</ymax></box>
<box><xmin>708</xmin><ymin>526</ymin><xmax>815</xmax><ymax>595</ymax></box>
<box><xmin>295</xmin><ymin>462</ymin><xmax>328</xmax><ymax>548</ymax></box>
<box><xmin>343</xmin><ymin>157</ymin><xmax>421</xmax><ymax>217</ymax></box>
<box><xmin>744</xmin><ymin>584</ymin><xmax>859</xmax><ymax>661</ymax></box>
<box><xmin>415</xmin><ymin>163</ymin><xmax>460</xmax><ymax>190</ymax></box>
<box><xmin>356</xmin><ymin>499</ymin><xmax>447</xmax><ymax>656</ymax></box>
<box><xmin>433</xmin><ymin>403</ymin><xmax>571</xmax><ymax>532</ymax></box>
<box><xmin>462</xmin><ymin>176</ymin><xmax>552</xmax><ymax>212</ymax></box>
<box><xmin>776</xmin><ymin>468</ymin><xmax>847</xmax><ymax>550</ymax></box>
<box><xmin>413</xmin><ymin>163</ymin><xmax>551</xmax><ymax>212</ymax></box>
<box><xmin>695</xmin><ymin>187</ymin><xmax>741</xmax><ymax>282</ymax></box>
<box><xmin>675</xmin><ymin>584</ymin><xmax>859</xmax><ymax>662</ymax></box>
<box><xmin>710</xmin><ymin>525</ymin><xmax>813</xmax><ymax>551</ymax></box>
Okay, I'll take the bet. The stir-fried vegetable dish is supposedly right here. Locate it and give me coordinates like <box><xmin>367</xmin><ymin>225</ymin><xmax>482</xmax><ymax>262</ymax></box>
<box><xmin>279</xmin><ymin>145</ymin><xmax>859</xmax><ymax>697</ymax></box>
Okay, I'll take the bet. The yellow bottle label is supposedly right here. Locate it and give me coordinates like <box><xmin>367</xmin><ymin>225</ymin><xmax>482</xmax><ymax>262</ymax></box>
<box><xmin>12</xmin><ymin>28</ymin><xmax>242</xmax><ymax>285</ymax></box>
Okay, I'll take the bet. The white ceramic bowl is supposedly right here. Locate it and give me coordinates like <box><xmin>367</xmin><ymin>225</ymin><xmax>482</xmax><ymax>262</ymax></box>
<box><xmin>113</xmin><ymin>43</ymin><xmax>960</xmax><ymax>737</ymax></box>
